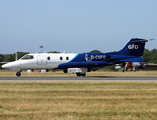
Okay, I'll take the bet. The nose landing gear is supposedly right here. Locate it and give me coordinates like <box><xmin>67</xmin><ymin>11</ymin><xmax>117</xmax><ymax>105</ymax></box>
<box><xmin>16</xmin><ymin>71</ymin><xmax>21</xmax><ymax>77</ymax></box>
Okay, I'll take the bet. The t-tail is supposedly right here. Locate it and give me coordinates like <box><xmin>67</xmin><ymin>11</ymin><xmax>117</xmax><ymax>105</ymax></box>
<box><xmin>114</xmin><ymin>38</ymin><xmax>148</xmax><ymax>57</ymax></box>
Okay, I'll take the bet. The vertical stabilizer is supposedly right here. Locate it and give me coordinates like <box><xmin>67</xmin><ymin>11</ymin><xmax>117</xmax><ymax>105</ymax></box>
<box><xmin>116</xmin><ymin>38</ymin><xmax>148</xmax><ymax>56</ymax></box>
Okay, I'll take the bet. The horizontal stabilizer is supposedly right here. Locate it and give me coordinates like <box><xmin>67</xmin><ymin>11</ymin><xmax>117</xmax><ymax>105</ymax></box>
<box><xmin>132</xmin><ymin>39</ymin><xmax>155</xmax><ymax>43</ymax></box>
<box><xmin>132</xmin><ymin>40</ymin><xmax>148</xmax><ymax>43</ymax></box>
<box><xmin>120</xmin><ymin>57</ymin><xmax>145</xmax><ymax>62</ymax></box>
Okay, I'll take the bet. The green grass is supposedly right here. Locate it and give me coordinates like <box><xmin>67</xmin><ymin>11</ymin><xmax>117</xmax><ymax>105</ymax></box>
<box><xmin>0</xmin><ymin>81</ymin><xmax>157</xmax><ymax>119</ymax></box>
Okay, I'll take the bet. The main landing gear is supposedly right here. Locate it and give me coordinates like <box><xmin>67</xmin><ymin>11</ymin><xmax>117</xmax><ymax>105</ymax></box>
<box><xmin>76</xmin><ymin>73</ymin><xmax>86</xmax><ymax>77</ymax></box>
<box><xmin>16</xmin><ymin>71</ymin><xmax>21</xmax><ymax>77</ymax></box>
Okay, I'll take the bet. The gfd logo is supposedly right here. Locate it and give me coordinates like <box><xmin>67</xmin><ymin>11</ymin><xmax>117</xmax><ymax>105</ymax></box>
<box><xmin>128</xmin><ymin>44</ymin><xmax>139</xmax><ymax>49</ymax></box>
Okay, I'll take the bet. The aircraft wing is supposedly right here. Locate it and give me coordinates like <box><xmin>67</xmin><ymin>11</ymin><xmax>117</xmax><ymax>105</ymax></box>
<box><xmin>0</xmin><ymin>62</ymin><xmax>8</xmax><ymax>64</ymax></box>
<box><xmin>119</xmin><ymin>57</ymin><xmax>145</xmax><ymax>62</ymax></box>
<box><xmin>58</xmin><ymin>61</ymin><xmax>113</xmax><ymax>68</ymax></box>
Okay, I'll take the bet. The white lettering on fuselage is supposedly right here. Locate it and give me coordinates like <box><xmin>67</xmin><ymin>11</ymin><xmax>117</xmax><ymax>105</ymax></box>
<box><xmin>91</xmin><ymin>55</ymin><xmax>106</xmax><ymax>60</ymax></box>
<box><xmin>128</xmin><ymin>45</ymin><xmax>139</xmax><ymax>49</ymax></box>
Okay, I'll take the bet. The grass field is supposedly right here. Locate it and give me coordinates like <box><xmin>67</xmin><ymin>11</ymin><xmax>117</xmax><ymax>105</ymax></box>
<box><xmin>0</xmin><ymin>70</ymin><xmax>157</xmax><ymax>76</ymax></box>
<box><xmin>0</xmin><ymin>81</ymin><xmax>157</xmax><ymax>120</ymax></box>
<box><xmin>0</xmin><ymin>70</ymin><xmax>157</xmax><ymax>119</ymax></box>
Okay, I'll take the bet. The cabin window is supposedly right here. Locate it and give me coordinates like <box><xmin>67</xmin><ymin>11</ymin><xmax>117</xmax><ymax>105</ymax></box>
<box><xmin>21</xmin><ymin>55</ymin><xmax>34</xmax><ymax>60</ymax></box>
<box><xmin>60</xmin><ymin>57</ymin><xmax>63</xmax><ymax>60</ymax></box>
<box><xmin>47</xmin><ymin>57</ymin><xmax>50</xmax><ymax>60</ymax></box>
<box><xmin>66</xmin><ymin>57</ymin><xmax>69</xmax><ymax>60</ymax></box>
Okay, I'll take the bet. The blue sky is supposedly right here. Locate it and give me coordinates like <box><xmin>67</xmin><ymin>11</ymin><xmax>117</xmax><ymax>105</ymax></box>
<box><xmin>0</xmin><ymin>0</ymin><xmax>157</xmax><ymax>54</ymax></box>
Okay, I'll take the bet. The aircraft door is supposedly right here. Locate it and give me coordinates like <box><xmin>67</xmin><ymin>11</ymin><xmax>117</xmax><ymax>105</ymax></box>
<box><xmin>37</xmin><ymin>55</ymin><xmax>47</xmax><ymax>65</ymax></box>
<box><xmin>85</xmin><ymin>53</ymin><xmax>91</xmax><ymax>62</ymax></box>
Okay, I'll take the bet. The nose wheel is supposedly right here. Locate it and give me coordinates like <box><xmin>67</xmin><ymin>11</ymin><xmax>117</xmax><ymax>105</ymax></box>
<box><xmin>16</xmin><ymin>71</ymin><xmax>21</xmax><ymax>77</ymax></box>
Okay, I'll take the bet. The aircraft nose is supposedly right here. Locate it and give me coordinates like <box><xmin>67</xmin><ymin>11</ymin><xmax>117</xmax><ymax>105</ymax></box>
<box><xmin>2</xmin><ymin>61</ymin><xmax>20</xmax><ymax>69</ymax></box>
<box><xmin>2</xmin><ymin>64</ymin><xmax>7</xmax><ymax>69</ymax></box>
<box><xmin>2</xmin><ymin>63</ymin><xmax>12</xmax><ymax>69</ymax></box>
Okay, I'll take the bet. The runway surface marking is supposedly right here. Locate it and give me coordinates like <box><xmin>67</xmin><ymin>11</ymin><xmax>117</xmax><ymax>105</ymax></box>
<box><xmin>0</xmin><ymin>76</ymin><xmax>157</xmax><ymax>81</ymax></box>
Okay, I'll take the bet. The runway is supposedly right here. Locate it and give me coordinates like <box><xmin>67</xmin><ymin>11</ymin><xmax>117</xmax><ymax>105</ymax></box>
<box><xmin>0</xmin><ymin>76</ymin><xmax>157</xmax><ymax>81</ymax></box>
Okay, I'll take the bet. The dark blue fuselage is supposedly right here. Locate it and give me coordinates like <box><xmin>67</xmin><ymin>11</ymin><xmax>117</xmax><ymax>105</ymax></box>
<box><xmin>58</xmin><ymin>38</ymin><xmax>147</xmax><ymax>69</ymax></box>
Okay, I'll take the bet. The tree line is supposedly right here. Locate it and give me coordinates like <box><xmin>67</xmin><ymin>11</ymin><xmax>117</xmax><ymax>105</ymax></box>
<box><xmin>0</xmin><ymin>49</ymin><xmax>157</xmax><ymax>64</ymax></box>
<box><xmin>0</xmin><ymin>51</ymin><xmax>60</xmax><ymax>63</ymax></box>
<box><xmin>143</xmin><ymin>48</ymin><xmax>157</xmax><ymax>63</ymax></box>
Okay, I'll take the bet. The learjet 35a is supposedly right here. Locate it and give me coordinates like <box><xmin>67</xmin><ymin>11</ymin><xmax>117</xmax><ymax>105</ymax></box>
<box><xmin>2</xmin><ymin>38</ymin><xmax>151</xmax><ymax>77</ymax></box>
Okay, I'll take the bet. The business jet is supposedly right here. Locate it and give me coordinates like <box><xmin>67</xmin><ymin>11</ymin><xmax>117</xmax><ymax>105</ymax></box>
<box><xmin>2</xmin><ymin>38</ymin><xmax>151</xmax><ymax>77</ymax></box>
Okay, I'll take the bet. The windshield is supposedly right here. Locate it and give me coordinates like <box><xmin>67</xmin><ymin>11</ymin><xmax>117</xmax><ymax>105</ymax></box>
<box><xmin>21</xmin><ymin>55</ymin><xmax>34</xmax><ymax>60</ymax></box>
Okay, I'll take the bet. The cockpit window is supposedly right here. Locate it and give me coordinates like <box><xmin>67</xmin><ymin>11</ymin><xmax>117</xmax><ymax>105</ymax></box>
<box><xmin>21</xmin><ymin>55</ymin><xmax>34</xmax><ymax>60</ymax></box>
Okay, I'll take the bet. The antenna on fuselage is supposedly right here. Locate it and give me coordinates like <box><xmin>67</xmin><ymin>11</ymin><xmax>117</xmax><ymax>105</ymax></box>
<box><xmin>40</xmin><ymin>46</ymin><xmax>44</xmax><ymax>53</ymax></box>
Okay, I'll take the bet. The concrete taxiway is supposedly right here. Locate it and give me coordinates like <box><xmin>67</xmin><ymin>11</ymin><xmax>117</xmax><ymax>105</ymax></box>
<box><xmin>0</xmin><ymin>76</ymin><xmax>157</xmax><ymax>81</ymax></box>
